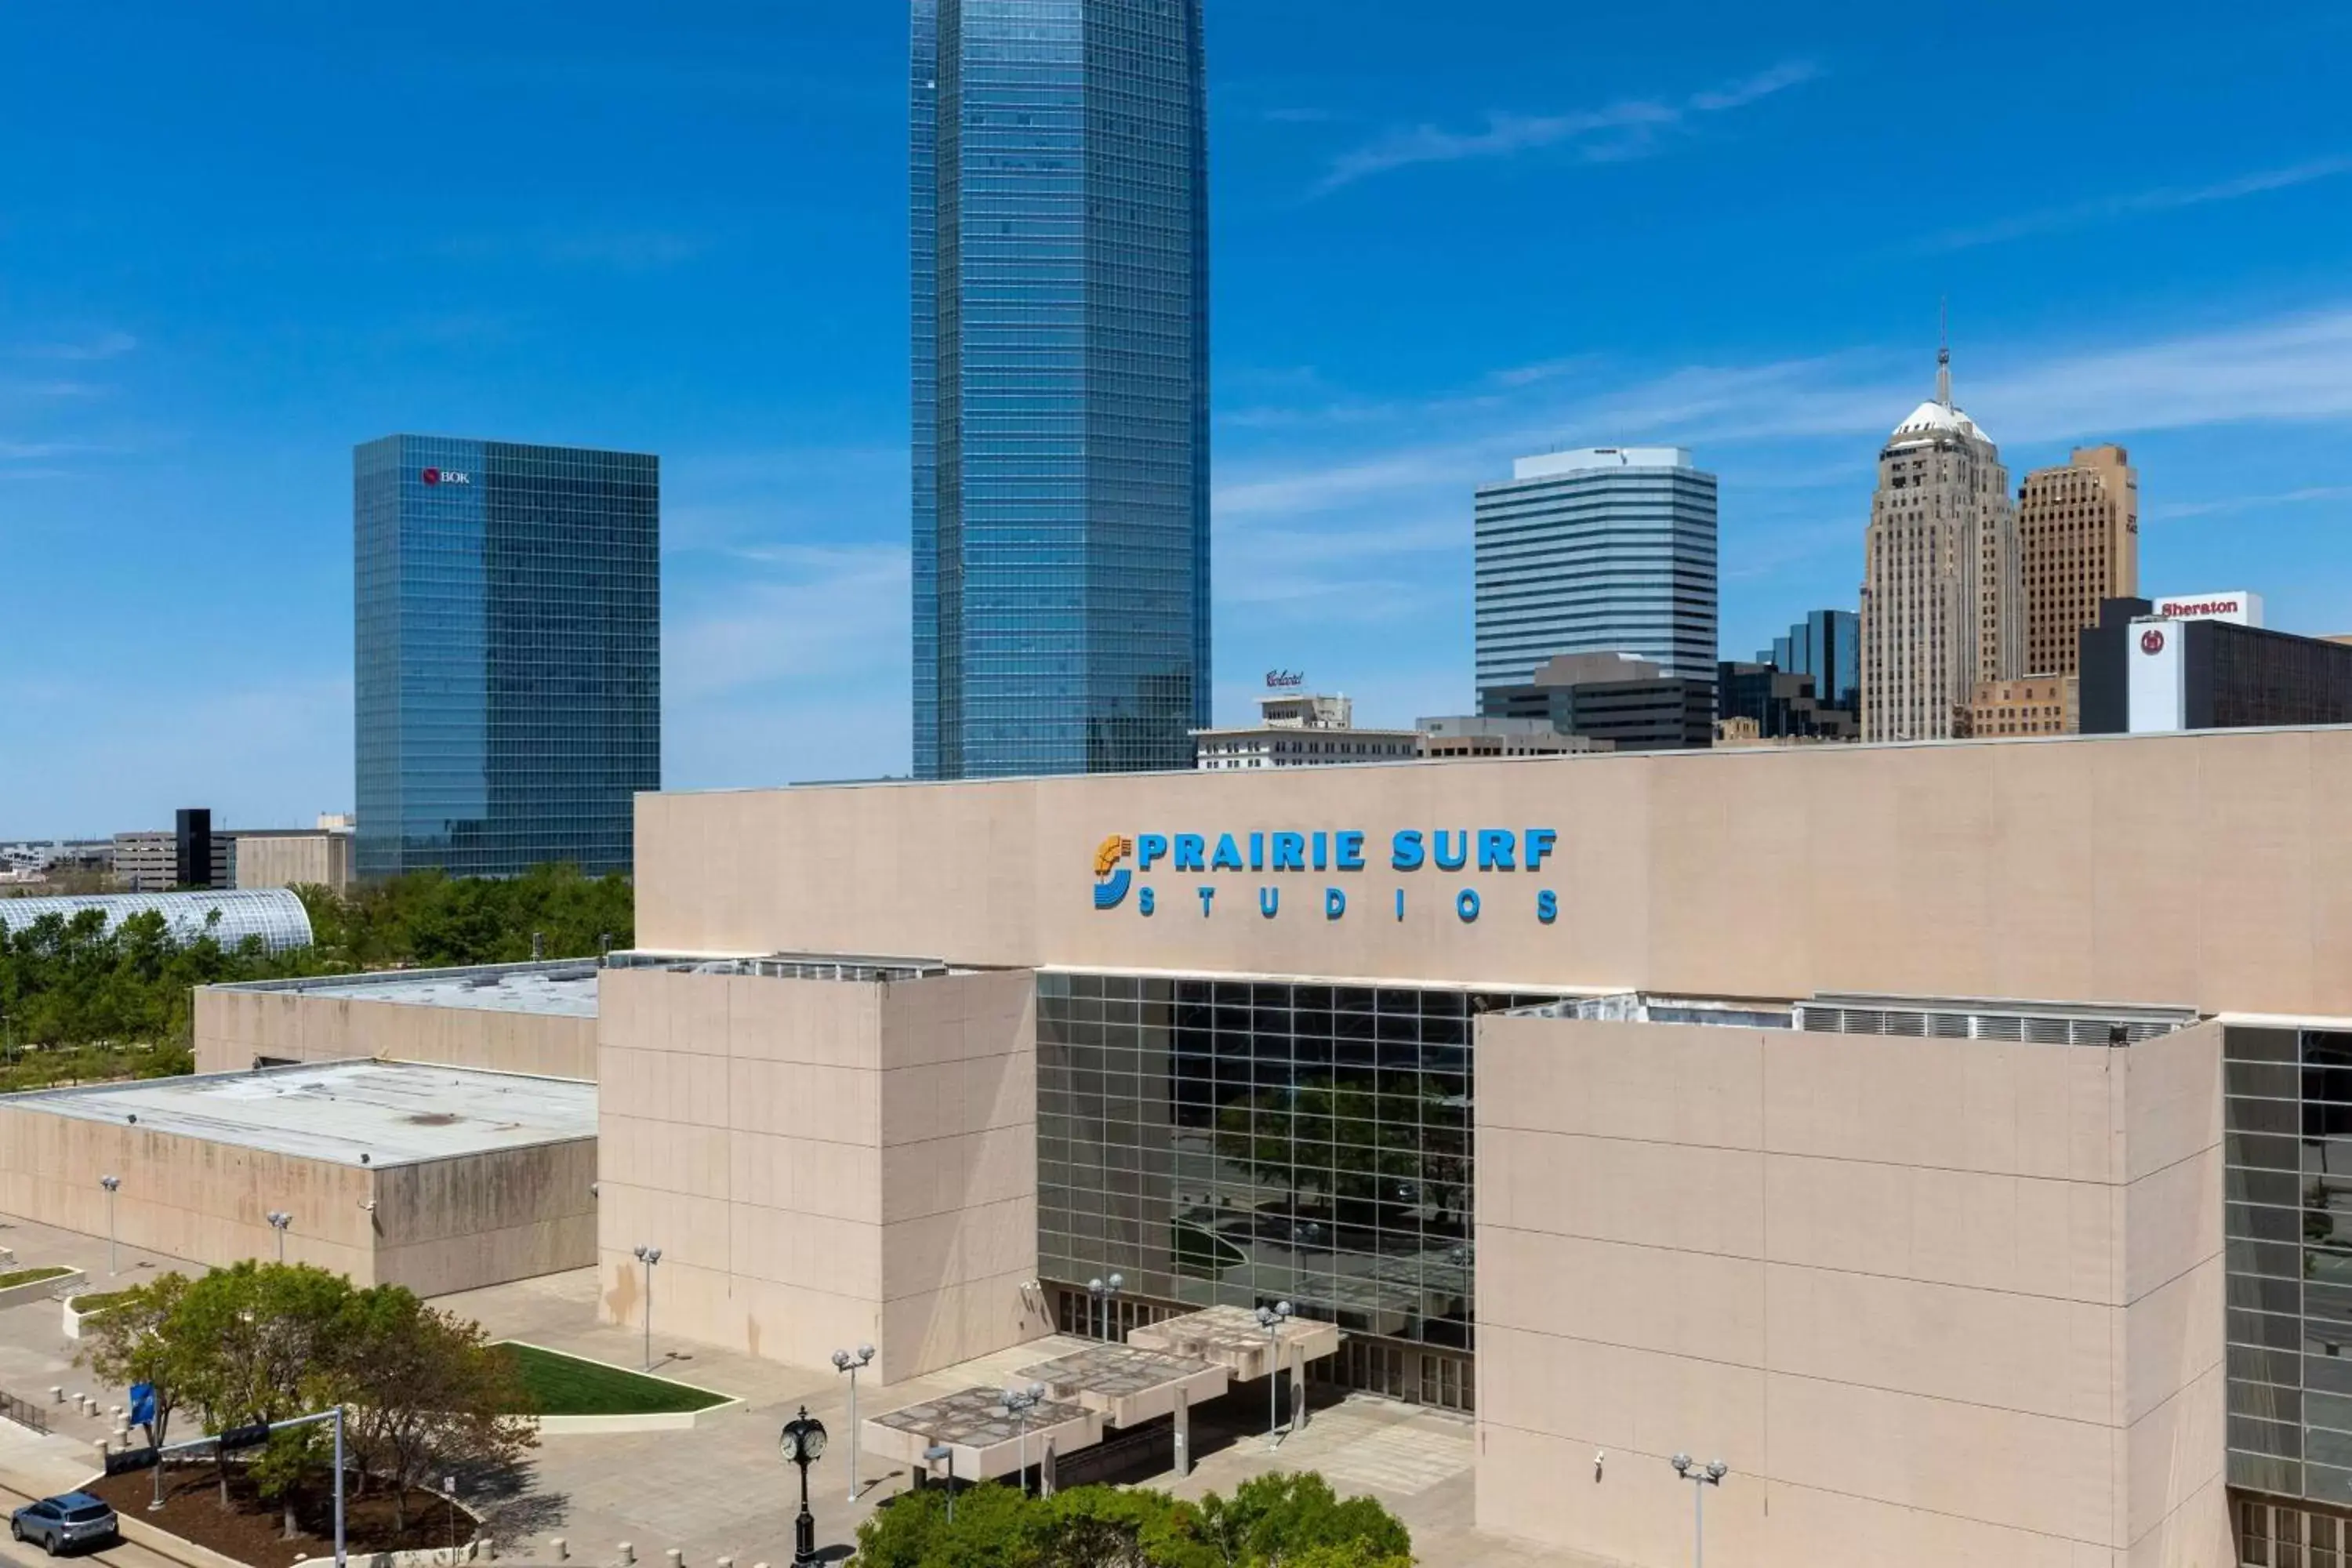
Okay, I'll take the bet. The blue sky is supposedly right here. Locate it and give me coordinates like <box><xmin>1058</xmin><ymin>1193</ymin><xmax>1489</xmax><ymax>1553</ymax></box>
<box><xmin>5</xmin><ymin>1</ymin><xmax>2350</xmax><ymax>837</ymax></box>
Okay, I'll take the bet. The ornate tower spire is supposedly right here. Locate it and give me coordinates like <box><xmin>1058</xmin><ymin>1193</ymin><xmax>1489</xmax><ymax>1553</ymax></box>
<box><xmin>1936</xmin><ymin>297</ymin><xmax>1953</xmax><ymax>408</ymax></box>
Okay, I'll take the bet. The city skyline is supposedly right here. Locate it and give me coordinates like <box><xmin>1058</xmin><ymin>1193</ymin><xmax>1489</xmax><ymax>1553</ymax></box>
<box><xmin>4</xmin><ymin>2</ymin><xmax>2351</xmax><ymax>831</ymax></box>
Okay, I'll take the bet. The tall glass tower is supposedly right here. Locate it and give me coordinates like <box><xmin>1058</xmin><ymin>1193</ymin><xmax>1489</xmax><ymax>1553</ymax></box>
<box><xmin>911</xmin><ymin>0</ymin><xmax>1211</xmax><ymax>780</ymax></box>
<box><xmin>354</xmin><ymin>435</ymin><xmax>660</xmax><ymax>880</ymax></box>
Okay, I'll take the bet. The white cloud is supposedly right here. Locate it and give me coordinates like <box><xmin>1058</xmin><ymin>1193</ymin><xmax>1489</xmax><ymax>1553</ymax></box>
<box><xmin>1916</xmin><ymin>154</ymin><xmax>2352</xmax><ymax>252</ymax></box>
<box><xmin>1316</xmin><ymin>60</ymin><xmax>1820</xmax><ymax>193</ymax></box>
<box><xmin>664</xmin><ymin>543</ymin><xmax>908</xmax><ymax>703</ymax></box>
<box><xmin>15</xmin><ymin>332</ymin><xmax>136</xmax><ymax>362</ymax></box>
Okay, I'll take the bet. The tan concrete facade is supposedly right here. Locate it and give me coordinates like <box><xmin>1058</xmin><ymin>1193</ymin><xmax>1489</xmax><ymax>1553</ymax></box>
<box><xmin>1472</xmin><ymin>1014</ymin><xmax>2227</xmax><ymax>1566</ymax></box>
<box><xmin>0</xmin><ymin>1098</ymin><xmax>596</xmax><ymax>1297</ymax></box>
<box><xmin>637</xmin><ymin>726</ymin><xmax>2352</xmax><ymax>1019</ymax></box>
<box><xmin>593</xmin><ymin>965</ymin><xmax>1049</xmax><ymax>1385</ymax></box>
<box><xmin>195</xmin><ymin>983</ymin><xmax>597</xmax><ymax>1079</ymax></box>
<box><xmin>232</xmin><ymin>829</ymin><xmax>355</xmax><ymax>894</ymax></box>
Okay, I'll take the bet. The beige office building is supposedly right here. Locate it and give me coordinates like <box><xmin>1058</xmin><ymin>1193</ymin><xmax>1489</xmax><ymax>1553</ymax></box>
<box><xmin>1861</xmin><ymin>350</ymin><xmax>2020</xmax><ymax>742</ymax></box>
<box><xmin>233</xmin><ymin>826</ymin><xmax>356</xmax><ymax>894</ymax></box>
<box><xmin>2021</xmin><ymin>443</ymin><xmax>2140</xmax><ymax>681</ymax></box>
<box><xmin>1967</xmin><ymin>673</ymin><xmax>2078</xmax><ymax>736</ymax></box>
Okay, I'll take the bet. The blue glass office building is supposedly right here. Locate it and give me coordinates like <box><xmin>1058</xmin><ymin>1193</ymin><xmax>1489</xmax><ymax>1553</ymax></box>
<box><xmin>354</xmin><ymin>436</ymin><xmax>659</xmax><ymax>880</ymax></box>
<box><xmin>911</xmin><ymin>0</ymin><xmax>1212</xmax><ymax>780</ymax></box>
<box><xmin>1762</xmin><ymin>608</ymin><xmax>1861</xmax><ymax>716</ymax></box>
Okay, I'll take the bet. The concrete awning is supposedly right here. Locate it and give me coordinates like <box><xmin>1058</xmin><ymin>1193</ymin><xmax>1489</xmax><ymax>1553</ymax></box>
<box><xmin>863</xmin><ymin>1386</ymin><xmax>1102</xmax><ymax>1482</ymax></box>
<box><xmin>1018</xmin><ymin>1344</ymin><xmax>1230</xmax><ymax>1428</ymax></box>
<box><xmin>1127</xmin><ymin>1305</ymin><xmax>1344</xmax><ymax>1381</ymax></box>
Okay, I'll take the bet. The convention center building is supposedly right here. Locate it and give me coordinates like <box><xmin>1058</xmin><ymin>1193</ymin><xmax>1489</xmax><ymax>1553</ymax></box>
<box><xmin>187</xmin><ymin>724</ymin><xmax>2352</xmax><ymax>1566</ymax></box>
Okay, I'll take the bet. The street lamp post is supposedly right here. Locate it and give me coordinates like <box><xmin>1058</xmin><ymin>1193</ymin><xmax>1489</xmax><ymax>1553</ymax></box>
<box><xmin>99</xmin><ymin>1176</ymin><xmax>120</xmax><ymax>1276</ymax></box>
<box><xmin>265</xmin><ymin>1210</ymin><xmax>292</xmax><ymax>1264</ymax></box>
<box><xmin>1669</xmin><ymin>1454</ymin><xmax>1728</xmax><ymax>1568</ymax></box>
<box><xmin>779</xmin><ymin>1406</ymin><xmax>828</xmax><ymax>1568</ymax></box>
<box><xmin>831</xmin><ymin>1344</ymin><xmax>875</xmax><ymax>1504</ymax></box>
<box><xmin>921</xmin><ymin>1444</ymin><xmax>955</xmax><ymax>1524</ymax></box>
<box><xmin>632</xmin><ymin>1244</ymin><xmax>662</xmax><ymax>1371</ymax></box>
<box><xmin>1254</xmin><ymin>1301</ymin><xmax>1294</xmax><ymax>1442</ymax></box>
<box><xmin>1000</xmin><ymin>1383</ymin><xmax>1046</xmax><ymax>1497</ymax></box>
<box><xmin>1086</xmin><ymin>1272</ymin><xmax>1124</xmax><ymax>1341</ymax></box>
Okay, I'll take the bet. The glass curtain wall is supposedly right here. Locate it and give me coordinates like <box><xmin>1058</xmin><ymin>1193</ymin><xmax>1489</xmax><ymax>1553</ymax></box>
<box><xmin>2224</xmin><ymin>1022</ymin><xmax>2352</xmax><ymax>1564</ymax></box>
<box><xmin>910</xmin><ymin>0</ymin><xmax>1210</xmax><ymax>779</ymax></box>
<box><xmin>1036</xmin><ymin>972</ymin><xmax>1563</xmax><ymax>1407</ymax></box>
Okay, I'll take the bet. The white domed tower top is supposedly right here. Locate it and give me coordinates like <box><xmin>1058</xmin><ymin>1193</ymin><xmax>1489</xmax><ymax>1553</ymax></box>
<box><xmin>1890</xmin><ymin>345</ymin><xmax>1991</xmax><ymax>444</ymax></box>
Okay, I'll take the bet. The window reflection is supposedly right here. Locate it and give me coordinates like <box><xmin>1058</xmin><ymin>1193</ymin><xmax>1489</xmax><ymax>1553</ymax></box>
<box><xmin>1036</xmin><ymin>974</ymin><xmax>1559</xmax><ymax>1402</ymax></box>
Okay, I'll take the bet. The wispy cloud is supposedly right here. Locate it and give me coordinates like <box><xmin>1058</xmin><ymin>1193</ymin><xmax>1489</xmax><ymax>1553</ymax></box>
<box><xmin>664</xmin><ymin>543</ymin><xmax>907</xmax><ymax>703</ymax></box>
<box><xmin>1915</xmin><ymin>155</ymin><xmax>2352</xmax><ymax>252</ymax></box>
<box><xmin>1316</xmin><ymin>60</ymin><xmax>1820</xmax><ymax>194</ymax></box>
<box><xmin>432</xmin><ymin>230</ymin><xmax>713</xmax><ymax>272</ymax></box>
<box><xmin>15</xmin><ymin>331</ymin><xmax>136</xmax><ymax>362</ymax></box>
<box><xmin>1212</xmin><ymin>303</ymin><xmax>2352</xmax><ymax>528</ymax></box>
<box><xmin>2150</xmin><ymin>485</ymin><xmax>2352</xmax><ymax>521</ymax></box>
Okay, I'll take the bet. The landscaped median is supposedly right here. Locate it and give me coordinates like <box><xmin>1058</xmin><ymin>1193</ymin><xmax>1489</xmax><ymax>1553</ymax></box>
<box><xmin>61</xmin><ymin>1288</ymin><xmax>133</xmax><ymax>1341</ymax></box>
<box><xmin>495</xmin><ymin>1343</ymin><xmax>739</xmax><ymax>1433</ymax></box>
<box><xmin>0</xmin><ymin>1265</ymin><xmax>81</xmax><ymax>1311</ymax></box>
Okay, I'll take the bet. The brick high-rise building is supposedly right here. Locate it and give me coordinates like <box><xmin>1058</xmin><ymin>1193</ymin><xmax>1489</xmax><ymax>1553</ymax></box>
<box><xmin>2017</xmin><ymin>444</ymin><xmax>2137</xmax><ymax>679</ymax></box>
<box><xmin>1860</xmin><ymin>348</ymin><xmax>2019</xmax><ymax>742</ymax></box>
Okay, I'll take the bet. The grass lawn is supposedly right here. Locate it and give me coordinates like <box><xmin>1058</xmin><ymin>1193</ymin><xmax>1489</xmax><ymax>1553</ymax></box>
<box><xmin>0</xmin><ymin>1265</ymin><xmax>73</xmax><ymax>1290</ymax></box>
<box><xmin>498</xmin><ymin>1343</ymin><xmax>730</xmax><ymax>1416</ymax></box>
<box><xmin>69</xmin><ymin>1290</ymin><xmax>134</xmax><ymax>1315</ymax></box>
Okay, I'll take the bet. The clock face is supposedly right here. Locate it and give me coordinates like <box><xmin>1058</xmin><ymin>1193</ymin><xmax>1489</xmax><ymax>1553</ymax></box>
<box><xmin>782</xmin><ymin>1423</ymin><xmax>828</xmax><ymax>1462</ymax></box>
<box><xmin>800</xmin><ymin>1425</ymin><xmax>827</xmax><ymax>1461</ymax></box>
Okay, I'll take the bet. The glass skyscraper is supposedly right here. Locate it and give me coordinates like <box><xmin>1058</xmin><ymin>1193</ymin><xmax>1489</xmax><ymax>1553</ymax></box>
<box><xmin>354</xmin><ymin>435</ymin><xmax>659</xmax><ymax>880</ymax></box>
<box><xmin>1472</xmin><ymin>446</ymin><xmax>1719</xmax><ymax>702</ymax></box>
<box><xmin>1763</xmin><ymin>608</ymin><xmax>1862</xmax><ymax>716</ymax></box>
<box><xmin>910</xmin><ymin>0</ymin><xmax>1211</xmax><ymax>780</ymax></box>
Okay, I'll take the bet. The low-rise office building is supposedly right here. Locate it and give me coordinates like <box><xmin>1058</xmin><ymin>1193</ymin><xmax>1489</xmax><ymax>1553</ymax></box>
<box><xmin>1968</xmin><ymin>673</ymin><xmax>2078</xmax><ymax>736</ymax></box>
<box><xmin>1412</xmin><ymin>716</ymin><xmax>1609</xmax><ymax>758</ymax></box>
<box><xmin>1481</xmin><ymin>652</ymin><xmax>1715</xmax><ymax>750</ymax></box>
<box><xmin>1191</xmin><ymin>691</ymin><xmax>1419</xmax><ymax>771</ymax></box>
<box><xmin>2082</xmin><ymin>594</ymin><xmax>2352</xmax><ymax>734</ymax></box>
<box><xmin>0</xmin><ymin>1060</ymin><xmax>597</xmax><ymax>1295</ymax></box>
<box><xmin>234</xmin><ymin>825</ymin><xmax>356</xmax><ymax>894</ymax></box>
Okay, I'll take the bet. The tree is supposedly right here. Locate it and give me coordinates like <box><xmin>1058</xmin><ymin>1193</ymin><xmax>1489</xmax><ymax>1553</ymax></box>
<box><xmin>77</xmin><ymin>1271</ymin><xmax>194</xmax><ymax>1449</ymax></box>
<box><xmin>326</xmin><ymin>1285</ymin><xmax>536</xmax><ymax>1532</ymax></box>
<box><xmin>171</xmin><ymin>1263</ymin><xmax>352</xmax><ymax>1507</ymax></box>
<box><xmin>1194</xmin><ymin>1474</ymin><xmax>1411</xmax><ymax>1568</ymax></box>
<box><xmin>851</xmin><ymin>1477</ymin><xmax>1409</xmax><ymax>1568</ymax></box>
<box><xmin>251</xmin><ymin>1428</ymin><xmax>327</xmax><ymax>1540</ymax></box>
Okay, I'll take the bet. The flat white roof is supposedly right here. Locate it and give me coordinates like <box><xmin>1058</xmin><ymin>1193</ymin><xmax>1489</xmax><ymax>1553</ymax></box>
<box><xmin>7</xmin><ymin>1061</ymin><xmax>597</xmax><ymax>1167</ymax></box>
<box><xmin>218</xmin><ymin>961</ymin><xmax>601</xmax><ymax>1018</ymax></box>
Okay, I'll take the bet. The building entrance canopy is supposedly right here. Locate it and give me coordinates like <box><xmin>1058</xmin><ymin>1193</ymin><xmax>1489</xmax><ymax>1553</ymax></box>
<box><xmin>862</xmin><ymin>1387</ymin><xmax>1100</xmax><ymax>1482</ymax></box>
<box><xmin>1127</xmin><ymin>1306</ymin><xmax>1344</xmax><ymax>1381</ymax></box>
<box><xmin>1018</xmin><ymin>1345</ymin><xmax>1229</xmax><ymax>1428</ymax></box>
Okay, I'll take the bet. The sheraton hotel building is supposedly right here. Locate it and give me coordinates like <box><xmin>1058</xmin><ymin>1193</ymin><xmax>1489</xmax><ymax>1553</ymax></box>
<box><xmin>190</xmin><ymin>726</ymin><xmax>2352</xmax><ymax>1566</ymax></box>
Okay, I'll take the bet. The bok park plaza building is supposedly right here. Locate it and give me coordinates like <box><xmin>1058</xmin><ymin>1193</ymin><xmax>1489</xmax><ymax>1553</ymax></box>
<box><xmin>194</xmin><ymin>725</ymin><xmax>2352</xmax><ymax>1566</ymax></box>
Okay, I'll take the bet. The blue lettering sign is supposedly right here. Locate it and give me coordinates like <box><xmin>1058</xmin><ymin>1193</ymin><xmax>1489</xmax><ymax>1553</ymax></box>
<box><xmin>1526</xmin><ymin>829</ymin><xmax>1557</xmax><ymax>872</ymax></box>
<box><xmin>1326</xmin><ymin>887</ymin><xmax>1346</xmax><ymax>920</ymax></box>
<box><xmin>1138</xmin><ymin>833</ymin><xmax>1169</xmax><ymax>870</ymax></box>
<box><xmin>1212</xmin><ymin>833</ymin><xmax>1244</xmax><ymax>872</ymax></box>
<box><xmin>1392</xmin><ymin>831</ymin><xmax>1425</xmax><ymax>870</ymax></box>
<box><xmin>1338</xmin><ymin>831</ymin><xmax>1366</xmax><ymax>870</ymax></box>
<box><xmin>1433</xmin><ymin>830</ymin><xmax>1468</xmax><ymax>871</ymax></box>
<box><xmin>1175</xmin><ymin>834</ymin><xmax>1206</xmax><ymax>872</ymax></box>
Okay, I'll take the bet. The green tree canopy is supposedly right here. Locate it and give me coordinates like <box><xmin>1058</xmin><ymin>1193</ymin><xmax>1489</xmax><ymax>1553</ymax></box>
<box><xmin>851</xmin><ymin>1473</ymin><xmax>1410</xmax><ymax>1568</ymax></box>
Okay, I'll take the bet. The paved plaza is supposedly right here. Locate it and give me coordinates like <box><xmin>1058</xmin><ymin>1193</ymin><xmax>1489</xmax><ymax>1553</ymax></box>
<box><xmin>0</xmin><ymin>1213</ymin><xmax>1600</xmax><ymax>1566</ymax></box>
